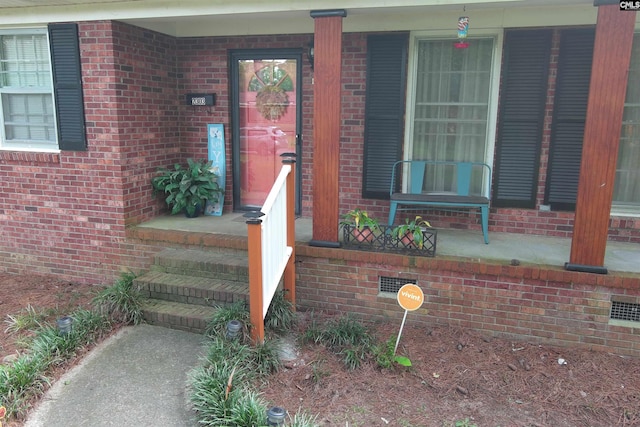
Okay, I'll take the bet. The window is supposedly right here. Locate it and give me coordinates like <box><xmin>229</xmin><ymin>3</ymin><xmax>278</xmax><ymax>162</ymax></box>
<box><xmin>0</xmin><ymin>24</ymin><xmax>86</xmax><ymax>152</ymax></box>
<box><xmin>614</xmin><ymin>33</ymin><xmax>640</xmax><ymax>212</ymax></box>
<box><xmin>0</xmin><ymin>29</ymin><xmax>57</xmax><ymax>150</ymax></box>
<box><xmin>406</xmin><ymin>36</ymin><xmax>499</xmax><ymax>194</ymax></box>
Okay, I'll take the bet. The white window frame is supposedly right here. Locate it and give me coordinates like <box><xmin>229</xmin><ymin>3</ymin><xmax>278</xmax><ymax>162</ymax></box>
<box><xmin>403</xmin><ymin>29</ymin><xmax>503</xmax><ymax>197</ymax></box>
<box><xmin>0</xmin><ymin>27</ymin><xmax>59</xmax><ymax>153</ymax></box>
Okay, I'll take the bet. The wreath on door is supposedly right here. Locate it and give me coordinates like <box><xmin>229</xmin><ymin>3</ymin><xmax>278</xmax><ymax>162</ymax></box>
<box><xmin>248</xmin><ymin>63</ymin><xmax>293</xmax><ymax>121</ymax></box>
<box><xmin>255</xmin><ymin>84</ymin><xmax>289</xmax><ymax>121</ymax></box>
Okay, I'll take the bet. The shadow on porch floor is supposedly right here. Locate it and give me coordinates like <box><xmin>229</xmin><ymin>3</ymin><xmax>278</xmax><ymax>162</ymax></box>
<box><xmin>137</xmin><ymin>213</ymin><xmax>640</xmax><ymax>274</ymax></box>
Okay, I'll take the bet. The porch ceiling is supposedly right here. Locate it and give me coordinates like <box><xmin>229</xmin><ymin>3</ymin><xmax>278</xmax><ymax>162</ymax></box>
<box><xmin>0</xmin><ymin>0</ymin><xmax>597</xmax><ymax>37</ymax></box>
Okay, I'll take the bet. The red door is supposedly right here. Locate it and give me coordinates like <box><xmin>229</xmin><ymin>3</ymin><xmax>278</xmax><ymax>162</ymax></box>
<box><xmin>232</xmin><ymin>54</ymin><xmax>301</xmax><ymax>211</ymax></box>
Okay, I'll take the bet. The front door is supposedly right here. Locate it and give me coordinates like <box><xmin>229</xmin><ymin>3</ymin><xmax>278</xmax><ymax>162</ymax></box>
<box><xmin>230</xmin><ymin>49</ymin><xmax>302</xmax><ymax>213</ymax></box>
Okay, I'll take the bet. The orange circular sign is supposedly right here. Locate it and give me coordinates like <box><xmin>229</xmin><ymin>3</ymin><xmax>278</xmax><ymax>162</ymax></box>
<box><xmin>397</xmin><ymin>284</ymin><xmax>424</xmax><ymax>311</ymax></box>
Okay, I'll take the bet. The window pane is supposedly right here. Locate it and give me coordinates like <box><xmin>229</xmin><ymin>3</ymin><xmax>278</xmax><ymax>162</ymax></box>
<box><xmin>615</xmin><ymin>34</ymin><xmax>640</xmax><ymax>207</ymax></box>
<box><xmin>2</xmin><ymin>93</ymin><xmax>56</xmax><ymax>143</ymax></box>
<box><xmin>412</xmin><ymin>38</ymin><xmax>493</xmax><ymax>192</ymax></box>
<box><xmin>0</xmin><ymin>34</ymin><xmax>50</xmax><ymax>88</ymax></box>
<box><xmin>0</xmin><ymin>30</ymin><xmax>56</xmax><ymax>149</ymax></box>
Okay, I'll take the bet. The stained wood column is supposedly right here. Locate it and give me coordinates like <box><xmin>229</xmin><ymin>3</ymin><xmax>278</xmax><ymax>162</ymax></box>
<box><xmin>567</xmin><ymin>3</ymin><xmax>636</xmax><ymax>273</ymax></box>
<box><xmin>309</xmin><ymin>9</ymin><xmax>346</xmax><ymax>248</ymax></box>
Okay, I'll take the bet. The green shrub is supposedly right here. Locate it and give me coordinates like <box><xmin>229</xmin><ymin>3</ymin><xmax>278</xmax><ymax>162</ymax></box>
<box><xmin>205</xmin><ymin>300</ymin><xmax>250</xmax><ymax>340</ymax></box>
<box><xmin>249</xmin><ymin>339</ymin><xmax>282</xmax><ymax>377</ymax></box>
<box><xmin>265</xmin><ymin>290</ymin><xmax>296</xmax><ymax>333</ymax></box>
<box><xmin>189</xmin><ymin>361</ymin><xmax>267</xmax><ymax>426</ymax></box>
<box><xmin>191</xmin><ymin>292</ymin><xmax>319</xmax><ymax>426</ymax></box>
<box><xmin>0</xmin><ymin>308</ymin><xmax>111</xmax><ymax>421</ymax></box>
<box><xmin>92</xmin><ymin>272</ymin><xmax>143</xmax><ymax>325</ymax></box>
<box><xmin>4</xmin><ymin>305</ymin><xmax>46</xmax><ymax>335</ymax></box>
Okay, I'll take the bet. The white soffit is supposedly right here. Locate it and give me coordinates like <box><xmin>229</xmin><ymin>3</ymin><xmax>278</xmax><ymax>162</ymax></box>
<box><xmin>0</xmin><ymin>0</ymin><xmax>611</xmax><ymax>36</ymax></box>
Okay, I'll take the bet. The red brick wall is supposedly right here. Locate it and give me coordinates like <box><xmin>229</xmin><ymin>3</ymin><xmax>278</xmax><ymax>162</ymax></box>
<box><xmin>296</xmin><ymin>245</ymin><xmax>640</xmax><ymax>357</ymax></box>
<box><xmin>0</xmin><ymin>20</ymin><xmax>179</xmax><ymax>283</ymax></box>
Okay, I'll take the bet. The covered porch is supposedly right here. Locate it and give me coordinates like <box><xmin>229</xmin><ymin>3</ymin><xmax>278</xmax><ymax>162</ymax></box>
<box><xmin>134</xmin><ymin>213</ymin><xmax>640</xmax><ymax>274</ymax></box>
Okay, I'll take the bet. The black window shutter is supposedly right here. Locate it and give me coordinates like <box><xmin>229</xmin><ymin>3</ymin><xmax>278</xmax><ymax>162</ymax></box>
<box><xmin>362</xmin><ymin>33</ymin><xmax>408</xmax><ymax>199</ymax></box>
<box><xmin>493</xmin><ymin>29</ymin><xmax>552</xmax><ymax>208</ymax></box>
<box><xmin>544</xmin><ymin>28</ymin><xmax>595</xmax><ymax>210</ymax></box>
<box><xmin>48</xmin><ymin>23</ymin><xmax>86</xmax><ymax>151</ymax></box>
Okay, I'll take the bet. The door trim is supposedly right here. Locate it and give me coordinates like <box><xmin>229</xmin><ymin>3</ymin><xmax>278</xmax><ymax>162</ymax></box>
<box><xmin>229</xmin><ymin>48</ymin><xmax>303</xmax><ymax>214</ymax></box>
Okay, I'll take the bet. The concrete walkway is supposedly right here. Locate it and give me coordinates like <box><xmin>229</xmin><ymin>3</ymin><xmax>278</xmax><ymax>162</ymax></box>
<box><xmin>25</xmin><ymin>324</ymin><xmax>206</xmax><ymax>427</ymax></box>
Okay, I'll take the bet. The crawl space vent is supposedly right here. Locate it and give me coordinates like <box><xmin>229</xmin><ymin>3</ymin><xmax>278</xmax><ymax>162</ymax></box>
<box><xmin>610</xmin><ymin>301</ymin><xmax>640</xmax><ymax>323</ymax></box>
<box><xmin>379</xmin><ymin>276</ymin><xmax>417</xmax><ymax>294</ymax></box>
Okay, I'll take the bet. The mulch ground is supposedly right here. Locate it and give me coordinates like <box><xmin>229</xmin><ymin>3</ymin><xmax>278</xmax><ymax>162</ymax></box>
<box><xmin>259</xmin><ymin>311</ymin><xmax>640</xmax><ymax>427</ymax></box>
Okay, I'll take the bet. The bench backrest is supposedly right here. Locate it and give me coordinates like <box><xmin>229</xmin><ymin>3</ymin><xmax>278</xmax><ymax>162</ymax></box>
<box><xmin>391</xmin><ymin>160</ymin><xmax>492</xmax><ymax>198</ymax></box>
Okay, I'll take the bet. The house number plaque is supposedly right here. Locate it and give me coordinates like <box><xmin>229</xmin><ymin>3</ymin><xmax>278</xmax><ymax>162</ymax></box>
<box><xmin>185</xmin><ymin>93</ymin><xmax>216</xmax><ymax>106</ymax></box>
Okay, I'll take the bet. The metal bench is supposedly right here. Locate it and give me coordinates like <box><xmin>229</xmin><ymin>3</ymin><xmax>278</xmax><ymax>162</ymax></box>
<box><xmin>388</xmin><ymin>160</ymin><xmax>492</xmax><ymax>244</ymax></box>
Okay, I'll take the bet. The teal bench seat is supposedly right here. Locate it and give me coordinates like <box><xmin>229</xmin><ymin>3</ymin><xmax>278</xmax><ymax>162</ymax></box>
<box><xmin>388</xmin><ymin>160</ymin><xmax>492</xmax><ymax>244</ymax></box>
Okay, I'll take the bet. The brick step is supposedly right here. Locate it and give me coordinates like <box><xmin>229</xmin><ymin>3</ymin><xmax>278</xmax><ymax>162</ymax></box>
<box><xmin>150</xmin><ymin>247</ymin><xmax>249</xmax><ymax>281</ymax></box>
<box><xmin>135</xmin><ymin>271</ymin><xmax>249</xmax><ymax>307</ymax></box>
<box><xmin>141</xmin><ymin>299</ymin><xmax>218</xmax><ymax>334</ymax></box>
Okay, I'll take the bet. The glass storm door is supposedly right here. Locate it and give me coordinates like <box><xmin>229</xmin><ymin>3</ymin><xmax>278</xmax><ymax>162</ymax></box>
<box><xmin>230</xmin><ymin>50</ymin><xmax>302</xmax><ymax>213</ymax></box>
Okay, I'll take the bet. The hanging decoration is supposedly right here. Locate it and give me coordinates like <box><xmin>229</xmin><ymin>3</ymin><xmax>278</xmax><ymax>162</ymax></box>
<box><xmin>255</xmin><ymin>84</ymin><xmax>289</xmax><ymax>121</ymax></box>
<box><xmin>454</xmin><ymin>15</ymin><xmax>470</xmax><ymax>49</ymax></box>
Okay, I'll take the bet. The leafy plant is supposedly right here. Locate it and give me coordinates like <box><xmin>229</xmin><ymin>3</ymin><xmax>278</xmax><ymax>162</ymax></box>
<box><xmin>151</xmin><ymin>158</ymin><xmax>223</xmax><ymax>217</ymax></box>
<box><xmin>391</xmin><ymin>215</ymin><xmax>432</xmax><ymax>249</ymax></box>
<box><xmin>339</xmin><ymin>208</ymin><xmax>380</xmax><ymax>232</ymax></box>
<box><xmin>92</xmin><ymin>272</ymin><xmax>143</xmax><ymax>325</ymax></box>
<box><xmin>371</xmin><ymin>335</ymin><xmax>412</xmax><ymax>369</ymax></box>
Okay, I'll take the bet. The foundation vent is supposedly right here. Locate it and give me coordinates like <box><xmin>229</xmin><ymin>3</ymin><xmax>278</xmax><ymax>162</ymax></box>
<box><xmin>610</xmin><ymin>301</ymin><xmax>640</xmax><ymax>323</ymax></box>
<box><xmin>379</xmin><ymin>276</ymin><xmax>417</xmax><ymax>295</ymax></box>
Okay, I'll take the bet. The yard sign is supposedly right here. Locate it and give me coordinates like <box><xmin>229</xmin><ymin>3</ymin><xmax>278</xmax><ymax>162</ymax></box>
<box><xmin>205</xmin><ymin>124</ymin><xmax>225</xmax><ymax>216</ymax></box>
<box><xmin>395</xmin><ymin>283</ymin><xmax>424</xmax><ymax>354</ymax></box>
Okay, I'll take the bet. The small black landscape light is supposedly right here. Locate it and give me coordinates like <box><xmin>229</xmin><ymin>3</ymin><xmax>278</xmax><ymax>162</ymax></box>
<box><xmin>226</xmin><ymin>320</ymin><xmax>242</xmax><ymax>340</ymax></box>
<box><xmin>57</xmin><ymin>316</ymin><xmax>73</xmax><ymax>335</ymax></box>
<box><xmin>266</xmin><ymin>406</ymin><xmax>286</xmax><ymax>426</ymax></box>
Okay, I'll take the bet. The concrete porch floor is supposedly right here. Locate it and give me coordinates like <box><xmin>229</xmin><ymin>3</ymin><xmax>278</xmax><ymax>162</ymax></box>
<box><xmin>137</xmin><ymin>213</ymin><xmax>640</xmax><ymax>274</ymax></box>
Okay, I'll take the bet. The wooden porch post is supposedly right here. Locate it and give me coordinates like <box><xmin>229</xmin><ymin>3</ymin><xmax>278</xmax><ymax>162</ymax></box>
<box><xmin>246</xmin><ymin>215</ymin><xmax>264</xmax><ymax>344</ymax></box>
<box><xmin>309</xmin><ymin>9</ymin><xmax>347</xmax><ymax>248</ymax></box>
<box><xmin>566</xmin><ymin>2</ymin><xmax>636</xmax><ymax>274</ymax></box>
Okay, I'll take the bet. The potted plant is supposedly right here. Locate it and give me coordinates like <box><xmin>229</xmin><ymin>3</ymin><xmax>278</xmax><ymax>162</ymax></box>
<box><xmin>339</xmin><ymin>208</ymin><xmax>380</xmax><ymax>243</ymax></box>
<box><xmin>151</xmin><ymin>158</ymin><xmax>223</xmax><ymax>218</ymax></box>
<box><xmin>391</xmin><ymin>215</ymin><xmax>432</xmax><ymax>249</ymax></box>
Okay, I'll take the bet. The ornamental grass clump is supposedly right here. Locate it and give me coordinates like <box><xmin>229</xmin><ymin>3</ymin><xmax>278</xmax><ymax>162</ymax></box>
<box><xmin>92</xmin><ymin>272</ymin><xmax>143</xmax><ymax>325</ymax></box>
<box><xmin>301</xmin><ymin>313</ymin><xmax>411</xmax><ymax>371</ymax></box>
<box><xmin>190</xmin><ymin>290</ymin><xmax>317</xmax><ymax>426</ymax></box>
<box><xmin>0</xmin><ymin>308</ymin><xmax>111</xmax><ymax>420</ymax></box>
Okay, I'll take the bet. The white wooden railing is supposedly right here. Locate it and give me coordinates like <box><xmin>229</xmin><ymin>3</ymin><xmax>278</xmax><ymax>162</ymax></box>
<box><xmin>246</xmin><ymin>157</ymin><xmax>296</xmax><ymax>343</ymax></box>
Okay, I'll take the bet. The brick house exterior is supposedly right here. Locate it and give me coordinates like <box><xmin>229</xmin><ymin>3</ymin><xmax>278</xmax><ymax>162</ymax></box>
<box><xmin>0</xmin><ymin>1</ymin><xmax>639</xmax><ymax>354</ymax></box>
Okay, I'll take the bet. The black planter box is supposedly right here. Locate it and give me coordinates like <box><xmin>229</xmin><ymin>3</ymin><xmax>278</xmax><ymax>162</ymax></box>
<box><xmin>341</xmin><ymin>224</ymin><xmax>437</xmax><ymax>257</ymax></box>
